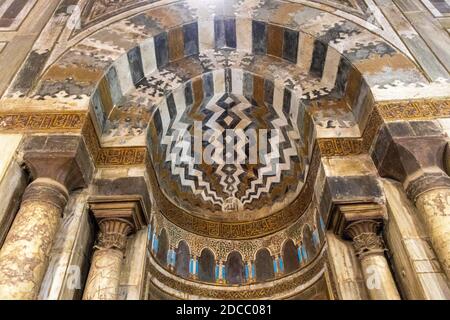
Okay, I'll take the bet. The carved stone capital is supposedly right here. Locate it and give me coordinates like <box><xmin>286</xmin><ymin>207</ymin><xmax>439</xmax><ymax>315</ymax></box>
<box><xmin>406</xmin><ymin>172</ymin><xmax>450</xmax><ymax>202</ymax></box>
<box><xmin>373</xmin><ymin>123</ymin><xmax>450</xmax><ymax>200</ymax></box>
<box><xmin>345</xmin><ymin>220</ymin><xmax>385</xmax><ymax>258</ymax></box>
<box><xmin>89</xmin><ymin>195</ymin><xmax>149</xmax><ymax>251</ymax></box>
<box><xmin>21</xmin><ymin>135</ymin><xmax>93</xmax><ymax>191</ymax></box>
<box><xmin>329</xmin><ymin>202</ymin><xmax>386</xmax><ymax>237</ymax></box>
<box><xmin>96</xmin><ymin>218</ymin><xmax>134</xmax><ymax>251</ymax></box>
<box><xmin>22</xmin><ymin>178</ymin><xmax>69</xmax><ymax>212</ymax></box>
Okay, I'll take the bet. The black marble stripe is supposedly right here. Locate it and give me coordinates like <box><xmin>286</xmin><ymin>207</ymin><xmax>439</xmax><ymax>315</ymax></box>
<box><xmin>252</xmin><ymin>20</ymin><xmax>267</xmax><ymax>55</ymax></box>
<box><xmin>283</xmin><ymin>88</ymin><xmax>292</xmax><ymax>116</ymax></box>
<box><xmin>334</xmin><ymin>57</ymin><xmax>352</xmax><ymax>96</ymax></box>
<box><xmin>166</xmin><ymin>93</ymin><xmax>177</xmax><ymax>120</ymax></box>
<box><xmin>183</xmin><ymin>22</ymin><xmax>199</xmax><ymax>56</ymax></box>
<box><xmin>310</xmin><ymin>40</ymin><xmax>328</xmax><ymax>78</ymax></box>
<box><xmin>203</xmin><ymin>72</ymin><xmax>214</xmax><ymax>99</ymax></box>
<box><xmin>283</xmin><ymin>29</ymin><xmax>299</xmax><ymax>64</ymax></box>
<box><xmin>264</xmin><ymin>79</ymin><xmax>274</xmax><ymax>105</ymax></box>
<box><xmin>225</xmin><ymin>68</ymin><xmax>232</xmax><ymax>93</ymax></box>
<box><xmin>243</xmin><ymin>72</ymin><xmax>254</xmax><ymax>101</ymax></box>
<box><xmin>224</xmin><ymin>18</ymin><xmax>236</xmax><ymax>48</ymax></box>
<box><xmin>154</xmin><ymin>32</ymin><xmax>169</xmax><ymax>68</ymax></box>
<box><xmin>214</xmin><ymin>17</ymin><xmax>226</xmax><ymax>49</ymax></box>
<box><xmin>184</xmin><ymin>81</ymin><xmax>194</xmax><ymax>107</ymax></box>
<box><xmin>127</xmin><ymin>46</ymin><xmax>145</xmax><ymax>86</ymax></box>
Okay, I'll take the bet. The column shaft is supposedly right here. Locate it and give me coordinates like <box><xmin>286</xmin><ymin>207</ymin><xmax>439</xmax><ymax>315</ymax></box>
<box><xmin>360</xmin><ymin>253</ymin><xmax>401</xmax><ymax>300</ymax></box>
<box><xmin>82</xmin><ymin>249</ymin><xmax>123</xmax><ymax>300</ymax></box>
<box><xmin>0</xmin><ymin>178</ymin><xmax>68</xmax><ymax>299</ymax></box>
<box><xmin>82</xmin><ymin>218</ymin><xmax>132</xmax><ymax>300</ymax></box>
<box><xmin>346</xmin><ymin>220</ymin><xmax>401</xmax><ymax>300</ymax></box>
<box><xmin>415</xmin><ymin>188</ymin><xmax>450</xmax><ymax>278</ymax></box>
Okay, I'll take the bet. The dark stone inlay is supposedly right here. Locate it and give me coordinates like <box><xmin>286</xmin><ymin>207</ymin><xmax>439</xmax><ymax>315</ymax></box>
<box><xmin>155</xmin><ymin>32</ymin><xmax>169</xmax><ymax>68</ymax></box>
<box><xmin>310</xmin><ymin>40</ymin><xmax>328</xmax><ymax>78</ymax></box>
<box><xmin>252</xmin><ymin>20</ymin><xmax>267</xmax><ymax>55</ymax></box>
<box><xmin>202</xmin><ymin>72</ymin><xmax>214</xmax><ymax>99</ymax></box>
<box><xmin>224</xmin><ymin>18</ymin><xmax>237</xmax><ymax>48</ymax></box>
<box><xmin>264</xmin><ymin>79</ymin><xmax>274</xmax><ymax>105</ymax></box>
<box><xmin>334</xmin><ymin>57</ymin><xmax>352</xmax><ymax>95</ymax></box>
<box><xmin>184</xmin><ymin>81</ymin><xmax>194</xmax><ymax>107</ymax></box>
<box><xmin>183</xmin><ymin>22</ymin><xmax>199</xmax><ymax>56</ymax></box>
<box><xmin>243</xmin><ymin>72</ymin><xmax>254</xmax><ymax>100</ymax></box>
<box><xmin>128</xmin><ymin>46</ymin><xmax>145</xmax><ymax>86</ymax></box>
<box><xmin>283</xmin><ymin>29</ymin><xmax>299</xmax><ymax>63</ymax></box>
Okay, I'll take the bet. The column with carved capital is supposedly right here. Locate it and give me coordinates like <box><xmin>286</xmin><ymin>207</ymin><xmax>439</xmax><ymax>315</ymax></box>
<box><xmin>409</xmin><ymin>175</ymin><xmax>450</xmax><ymax>279</ymax></box>
<box><xmin>0</xmin><ymin>136</ymin><xmax>91</xmax><ymax>300</ymax></box>
<box><xmin>82</xmin><ymin>219</ymin><xmax>132</xmax><ymax>300</ymax></box>
<box><xmin>375</xmin><ymin>130</ymin><xmax>450</xmax><ymax>279</ymax></box>
<box><xmin>345</xmin><ymin>220</ymin><xmax>400</xmax><ymax>300</ymax></box>
<box><xmin>82</xmin><ymin>196</ymin><xmax>148</xmax><ymax>300</ymax></box>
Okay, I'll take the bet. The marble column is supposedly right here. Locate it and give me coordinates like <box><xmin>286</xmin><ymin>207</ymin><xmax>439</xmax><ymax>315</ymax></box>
<box><xmin>82</xmin><ymin>196</ymin><xmax>148</xmax><ymax>300</ymax></box>
<box><xmin>411</xmin><ymin>181</ymin><xmax>450</xmax><ymax>279</ymax></box>
<box><xmin>0</xmin><ymin>135</ymin><xmax>92</xmax><ymax>300</ymax></box>
<box><xmin>0</xmin><ymin>178</ymin><xmax>68</xmax><ymax>299</ymax></box>
<box><xmin>374</xmin><ymin>127</ymin><xmax>450</xmax><ymax>280</ymax></box>
<box><xmin>82</xmin><ymin>218</ymin><xmax>133</xmax><ymax>300</ymax></box>
<box><xmin>345</xmin><ymin>220</ymin><xmax>400</xmax><ymax>300</ymax></box>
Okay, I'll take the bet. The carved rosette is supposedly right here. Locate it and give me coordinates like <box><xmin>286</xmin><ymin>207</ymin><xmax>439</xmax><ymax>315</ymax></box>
<box><xmin>95</xmin><ymin>218</ymin><xmax>134</xmax><ymax>252</ymax></box>
<box><xmin>345</xmin><ymin>220</ymin><xmax>385</xmax><ymax>258</ymax></box>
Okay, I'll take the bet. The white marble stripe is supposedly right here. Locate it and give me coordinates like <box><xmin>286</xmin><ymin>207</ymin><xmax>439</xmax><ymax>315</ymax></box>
<box><xmin>231</xmin><ymin>69</ymin><xmax>244</xmax><ymax>95</ymax></box>
<box><xmin>421</xmin><ymin>0</ymin><xmax>443</xmax><ymax>17</ymax></box>
<box><xmin>140</xmin><ymin>37</ymin><xmax>157</xmax><ymax>76</ymax></box>
<box><xmin>198</xmin><ymin>19</ymin><xmax>215</xmax><ymax>51</ymax></box>
<box><xmin>321</xmin><ymin>48</ymin><xmax>341</xmax><ymax>87</ymax></box>
<box><xmin>0</xmin><ymin>0</ymin><xmax>15</xmax><ymax>18</ymax></box>
<box><xmin>297</xmin><ymin>32</ymin><xmax>315</xmax><ymax>71</ymax></box>
<box><xmin>159</xmin><ymin>98</ymin><xmax>171</xmax><ymax>137</ymax></box>
<box><xmin>113</xmin><ymin>54</ymin><xmax>134</xmax><ymax>97</ymax></box>
<box><xmin>213</xmin><ymin>69</ymin><xmax>225</xmax><ymax>93</ymax></box>
<box><xmin>2</xmin><ymin>0</ymin><xmax>37</xmax><ymax>30</ymax></box>
<box><xmin>236</xmin><ymin>18</ymin><xmax>252</xmax><ymax>52</ymax></box>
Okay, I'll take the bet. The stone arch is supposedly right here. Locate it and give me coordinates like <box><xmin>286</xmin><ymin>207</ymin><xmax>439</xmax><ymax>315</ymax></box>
<box><xmin>175</xmin><ymin>240</ymin><xmax>190</xmax><ymax>279</ymax></box>
<box><xmin>255</xmin><ymin>248</ymin><xmax>275</xmax><ymax>283</ymax></box>
<box><xmin>156</xmin><ymin>228</ymin><xmax>169</xmax><ymax>267</ymax></box>
<box><xmin>225</xmin><ymin>251</ymin><xmax>245</xmax><ymax>285</ymax></box>
<box><xmin>198</xmin><ymin>248</ymin><xmax>216</xmax><ymax>283</ymax></box>
<box><xmin>282</xmin><ymin>239</ymin><xmax>300</xmax><ymax>274</ymax></box>
<box><xmin>24</xmin><ymin>11</ymin><xmax>424</xmax><ymax>147</ymax></box>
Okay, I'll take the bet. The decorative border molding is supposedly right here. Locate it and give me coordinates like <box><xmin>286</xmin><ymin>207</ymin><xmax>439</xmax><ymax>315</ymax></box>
<box><xmin>0</xmin><ymin>112</ymin><xmax>86</xmax><ymax>132</ymax></box>
<box><xmin>1</xmin><ymin>100</ymin><xmax>449</xmax><ymax>158</ymax></box>
<box><xmin>318</xmin><ymin>107</ymin><xmax>384</xmax><ymax>157</ymax></box>
<box><xmin>377</xmin><ymin>99</ymin><xmax>450</xmax><ymax>121</ymax></box>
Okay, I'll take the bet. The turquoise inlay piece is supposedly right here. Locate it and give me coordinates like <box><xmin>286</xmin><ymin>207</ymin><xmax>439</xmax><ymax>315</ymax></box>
<box><xmin>297</xmin><ymin>247</ymin><xmax>302</xmax><ymax>263</ymax></box>
<box><xmin>215</xmin><ymin>265</ymin><xmax>220</xmax><ymax>279</ymax></box>
<box><xmin>273</xmin><ymin>259</ymin><xmax>278</xmax><ymax>273</ymax></box>
<box><xmin>279</xmin><ymin>257</ymin><xmax>284</xmax><ymax>272</ymax></box>
<box><xmin>244</xmin><ymin>264</ymin><xmax>249</xmax><ymax>280</ymax></box>
<box><xmin>252</xmin><ymin>264</ymin><xmax>256</xmax><ymax>278</ymax></box>
<box><xmin>302</xmin><ymin>246</ymin><xmax>308</xmax><ymax>261</ymax></box>
<box><xmin>320</xmin><ymin>216</ymin><xmax>326</xmax><ymax>231</ymax></box>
